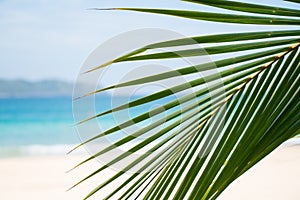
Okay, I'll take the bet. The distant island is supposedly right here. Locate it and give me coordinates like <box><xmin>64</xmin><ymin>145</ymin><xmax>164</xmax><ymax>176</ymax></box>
<box><xmin>0</xmin><ymin>79</ymin><xmax>74</xmax><ymax>98</ymax></box>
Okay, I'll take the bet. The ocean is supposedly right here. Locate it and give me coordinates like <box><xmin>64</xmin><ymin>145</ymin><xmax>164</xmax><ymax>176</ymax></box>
<box><xmin>0</xmin><ymin>94</ymin><xmax>180</xmax><ymax>157</ymax></box>
<box><xmin>0</xmin><ymin>97</ymin><xmax>80</xmax><ymax>157</ymax></box>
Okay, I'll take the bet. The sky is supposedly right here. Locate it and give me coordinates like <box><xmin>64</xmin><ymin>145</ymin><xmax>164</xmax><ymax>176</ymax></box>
<box><xmin>0</xmin><ymin>0</ymin><xmax>297</xmax><ymax>82</ymax></box>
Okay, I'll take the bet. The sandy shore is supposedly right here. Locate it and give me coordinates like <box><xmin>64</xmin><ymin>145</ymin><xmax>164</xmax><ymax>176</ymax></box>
<box><xmin>0</xmin><ymin>145</ymin><xmax>299</xmax><ymax>200</ymax></box>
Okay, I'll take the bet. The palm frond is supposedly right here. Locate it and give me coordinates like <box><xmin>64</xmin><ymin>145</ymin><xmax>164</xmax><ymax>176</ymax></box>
<box><xmin>71</xmin><ymin>0</ymin><xmax>300</xmax><ymax>199</ymax></box>
<box><xmin>98</xmin><ymin>8</ymin><xmax>300</xmax><ymax>25</ymax></box>
<box><xmin>284</xmin><ymin>0</ymin><xmax>300</xmax><ymax>4</ymax></box>
<box><xmin>183</xmin><ymin>0</ymin><xmax>300</xmax><ymax>17</ymax></box>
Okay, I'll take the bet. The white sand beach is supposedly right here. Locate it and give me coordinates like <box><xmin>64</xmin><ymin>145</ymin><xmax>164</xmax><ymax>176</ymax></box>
<box><xmin>0</xmin><ymin>144</ymin><xmax>299</xmax><ymax>200</ymax></box>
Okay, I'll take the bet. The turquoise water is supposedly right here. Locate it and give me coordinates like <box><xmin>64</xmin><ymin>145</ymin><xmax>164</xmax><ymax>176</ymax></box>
<box><xmin>0</xmin><ymin>97</ymin><xmax>80</xmax><ymax>156</ymax></box>
<box><xmin>0</xmin><ymin>95</ymin><xmax>180</xmax><ymax>157</ymax></box>
<box><xmin>0</xmin><ymin>97</ymin><xmax>78</xmax><ymax>146</ymax></box>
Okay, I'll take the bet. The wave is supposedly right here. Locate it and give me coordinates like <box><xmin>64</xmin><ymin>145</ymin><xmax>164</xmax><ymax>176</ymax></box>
<box><xmin>0</xmin><ymin>144</ymin><xmax>86</xmax><ymax>158</ymax></box>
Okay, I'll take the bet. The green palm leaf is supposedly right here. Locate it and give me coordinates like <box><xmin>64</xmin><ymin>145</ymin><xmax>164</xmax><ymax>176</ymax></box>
<box><xmin>98</xmin><ymin>8</ymin><xmax>300</xmax><ymax>25</ymax></box>
<box><xmin>183</xmin><ymin>0</ymin><xmax>300</xmax><ymax>17</ymax></box>
<box><xmin>71</xmin><ymin>0</ymin><xmax>300</xmax><ymax>199</ymax></box>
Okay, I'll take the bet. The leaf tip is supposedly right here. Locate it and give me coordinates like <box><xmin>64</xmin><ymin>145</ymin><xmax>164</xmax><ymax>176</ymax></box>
<box><xmin>88</xmin><ymin>8</ymin><xmax>119</xmax><ymax>11</ymax></box>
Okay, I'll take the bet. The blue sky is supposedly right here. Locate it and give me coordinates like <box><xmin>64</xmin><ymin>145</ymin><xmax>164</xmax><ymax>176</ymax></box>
<box><xmin>0</xmin><ymin>0</ymin><xmax>295</xmax><ymax>82</ymax></box>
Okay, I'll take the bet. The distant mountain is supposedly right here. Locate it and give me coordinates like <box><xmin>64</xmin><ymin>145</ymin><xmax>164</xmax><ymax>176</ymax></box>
<box><xmin>0</xmin><ymin>79</ymin><xmax>74</xmax><ymax>98</ymax></box>
<box><xmin>0</xmin><ymin>79</ymin><xmax>156</xmax><ymax>98</ymax></box>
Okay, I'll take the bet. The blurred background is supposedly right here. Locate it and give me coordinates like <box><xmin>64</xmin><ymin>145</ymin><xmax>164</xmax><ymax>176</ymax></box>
<box><xmin>0</xmin><ymin>0</ymin><xmax>285</xmax><ymax>157</ymax></box>
<box><xmin>0</xmin><ymin>0</ymin><xmax>218</xmax><ymax>157</ymax></box>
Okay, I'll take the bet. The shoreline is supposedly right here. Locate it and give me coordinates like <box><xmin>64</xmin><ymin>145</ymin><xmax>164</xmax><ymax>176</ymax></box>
<box><xmin>0</xmin><ymin>145</ymin><xmax>299</xmax><ymax>199</ymax></box>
